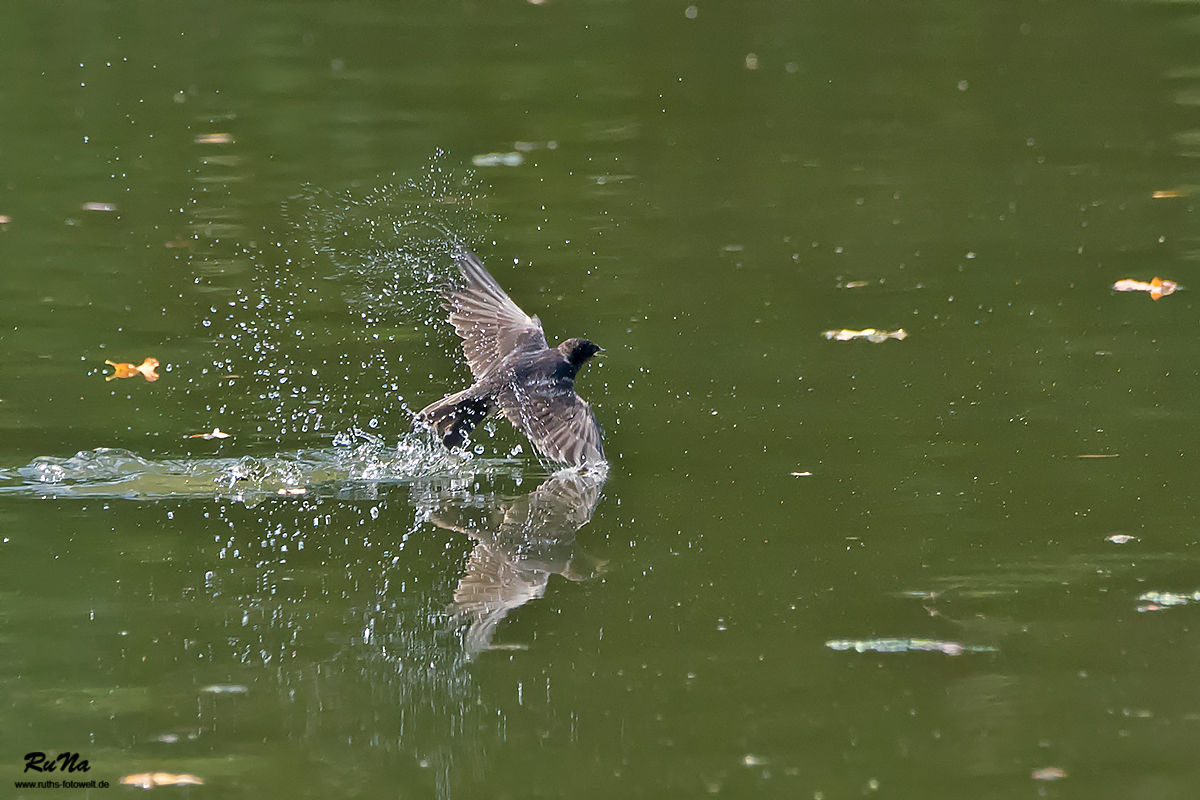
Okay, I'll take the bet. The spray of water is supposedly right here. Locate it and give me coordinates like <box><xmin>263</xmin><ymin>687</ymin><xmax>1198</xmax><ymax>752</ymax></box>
<box><xmin>4</xmin><ymin>152</ymin><xmax>524</xmax><ymax>499</ymax></box>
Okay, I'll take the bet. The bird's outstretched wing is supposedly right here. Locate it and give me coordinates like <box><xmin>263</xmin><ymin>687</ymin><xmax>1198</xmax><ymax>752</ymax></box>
<box><xmin>497</xmin><ymin>384</ymin><xmax>605</xmax><ymax>467</ymax></box>
<box><xmin>447</xmin><ymin>251</ymin><xmax>548</xmax><ymax>380</ymax></box>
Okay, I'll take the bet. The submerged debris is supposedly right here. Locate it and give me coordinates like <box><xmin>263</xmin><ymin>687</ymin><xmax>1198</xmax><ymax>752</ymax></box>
<box><xmin>823</xmin><ymin>328</ymin><xmax>907</xmax><ymax>343</ymax></box>
<box><xmin>1112</xmin><ymin>277</ymin><xmax>1178</xmax><ymax>300</ymax></box>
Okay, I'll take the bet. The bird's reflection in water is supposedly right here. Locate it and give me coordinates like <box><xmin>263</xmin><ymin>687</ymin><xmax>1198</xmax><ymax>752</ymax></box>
<box><xmin>415</xmin><ymin>468</ymin><xmax>608</xmax><ymax>657</ymax></box>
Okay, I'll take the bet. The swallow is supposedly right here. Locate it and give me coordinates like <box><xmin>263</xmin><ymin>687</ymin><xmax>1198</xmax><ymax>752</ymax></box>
<box><xmin>417</xmin><ymin>251</ymin><xmax>605</xmax><ymax>467</ymax></box>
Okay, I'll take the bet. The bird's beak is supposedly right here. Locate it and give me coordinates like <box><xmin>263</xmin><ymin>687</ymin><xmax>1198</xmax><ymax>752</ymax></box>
<box><xmin>593</xmin><ymin>348</ymin><xmax>606</xmax><ymax>359</ymax></box>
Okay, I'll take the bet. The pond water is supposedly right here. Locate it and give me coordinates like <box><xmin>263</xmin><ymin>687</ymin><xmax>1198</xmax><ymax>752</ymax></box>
<box><xmin>3</xmin><ymin>1</ymin><xmax>1200</xmax><ymax>797</ymax></box>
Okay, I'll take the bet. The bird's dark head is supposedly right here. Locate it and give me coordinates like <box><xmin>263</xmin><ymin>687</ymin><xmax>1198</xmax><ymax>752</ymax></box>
<box><xmin>558</xmin><ymin>337</ymin><xmax>603</xmax><ymax>367</ymax></box>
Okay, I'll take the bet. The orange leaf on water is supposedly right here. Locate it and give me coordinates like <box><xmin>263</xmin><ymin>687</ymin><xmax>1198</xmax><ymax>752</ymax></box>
<box><xmin>186</xmin><ymin>428</ymin><xmax>230</xmax><ymax>440</ymax></box>
<box><xmin>1113</xmin><ymin>277</ymin><xmax>1179</xmax><ymax>299</ymax></box>
<box><xmin>105</xmin><ymin>358</ymin><xmax>160</xmax><ymax>382</ymax></box>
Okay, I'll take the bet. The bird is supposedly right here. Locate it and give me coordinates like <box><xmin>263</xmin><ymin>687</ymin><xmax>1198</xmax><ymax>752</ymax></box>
<box><xmin>416</xmin><ymin>250</ymin><xmax>606</xmax><ymax>467</ymax></box>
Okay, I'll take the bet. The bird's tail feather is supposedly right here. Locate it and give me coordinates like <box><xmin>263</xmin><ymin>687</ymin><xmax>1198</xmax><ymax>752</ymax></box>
<box><xmin>417</xmin><ymin>388</ymin><xmax>494</xmax><ymax>449</ymax></box>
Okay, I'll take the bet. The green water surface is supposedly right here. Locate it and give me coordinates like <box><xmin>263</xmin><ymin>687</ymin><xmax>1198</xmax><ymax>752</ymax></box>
<box><xmin>3</xmin><ymin>1</ymin><xmax>1200</xmax><ymax>798</ymax></box>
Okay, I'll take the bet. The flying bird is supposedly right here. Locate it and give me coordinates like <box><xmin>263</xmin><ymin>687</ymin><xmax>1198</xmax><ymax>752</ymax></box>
<box><xmin>417</xmin><ymin>250</ymin><xmax>605</xmax><ymax>467</ymax></box>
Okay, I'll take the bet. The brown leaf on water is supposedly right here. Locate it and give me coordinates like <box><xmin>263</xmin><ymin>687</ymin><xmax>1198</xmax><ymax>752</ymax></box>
<box><xmin>1113</xmin><ymin>277</ymin><xmax>1179</xmax><ymax>300</ymax></box>
<box><xmin>1152</xmin><ymin>189</ymin><xmax>1189</xmax><ymax>198</ymax></box>
<box><xmin>105</xmin><ymin>358</ymin><xmax>160</xmax><ymax>382</ymax></box>
<box><xmin>120</xmin><ymin>772</ymin><xmax>205</xmax><ymax>789</ymax></box>
<box><xmin>1077</xmin><ymin>454</ymin><xmax>1118</xmax><ymax>458</ymax></box>
<box><xmin>1031</xmin><ymin>766</ymin><xmax>1067</xmax><ymax>781</ymax></box>
<box><xmin>194</xmin><ymin>133</ymin><xmax>234</xmax><ymax>145</ymax></box>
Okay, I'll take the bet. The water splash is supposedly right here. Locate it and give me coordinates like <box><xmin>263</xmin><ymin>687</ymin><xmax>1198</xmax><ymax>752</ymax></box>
<box><xmin>0</xmin><ymin>430</ymin><xmax>525</xmax><ymax>504</ymax></box>
<box><xmin>185</xmin><ymin>151</ymin><xmax>495</xmax><ymax>450</ymax></box>
<box><xmin>284</xmin><ymin>150</ymin><xmax>494</xmax><ymax>328</ymax></box>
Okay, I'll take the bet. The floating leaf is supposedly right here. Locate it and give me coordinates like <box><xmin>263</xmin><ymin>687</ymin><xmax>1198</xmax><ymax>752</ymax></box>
<box><xmin>104</xmin><ymin>358</ymin><xmax>159</xmax><ymax>382</ymax></box>
<box><xmin>1137</xmin><ymin>590</ymin><xmax>1200</xmax><ymax>612</ymax></box>
<box><xmin>201</xmin><ymin>684</ymin><xmax>248</xmax><ymax>694</ymax></box>
<box><xmin>1112</xmin><ymin>277</ymin><xmax>1179</xmax><ymax>300</ymax></box>
<box><xmin>194</xmin><ymin>133</ymin><xmax>234</xmax><ymax>144</ymax></box>
<box><xmin>826</xmin><ymin>638</ymin><xmax>995</xmax><ymax>656</ymax></box>
<box><xmin>186</xmin><ymin>428</ymin><xmax>230</xmax><ymax>440</ymax></box>
<box><xmin>1031</xmin><ymin>767</ymin><xmax>1067</xmax><ymax>781</ymax></box>
<box><xmin>1152</xmin><ymin>189</ymin><xmax>1189</xmax><ymax>198</ymax></box>
<box><xmin>81</xmin><ymin>202</ymin><xmax>117</xmax><ymax>212</ymax></box>
<box><xmin>120</xmin><ymin>773</ymin><xmax>204</xmax><ymax>789</ymax></box>
<box><xmin>823</xmin><ymin>328</ymin><xmax>907</xmax><ymax>343</ymax></box>
<box><xmin>471</xmin><ymin>152</ymin><xmax>524</xmax><ymax>167</ymax></box>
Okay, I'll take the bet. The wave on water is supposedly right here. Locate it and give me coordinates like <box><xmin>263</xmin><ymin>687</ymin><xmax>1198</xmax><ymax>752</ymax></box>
<box><xmin>0</xmin><ymin>430</ymin><xmax>528</xmax><ymax>504</ymax></box>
